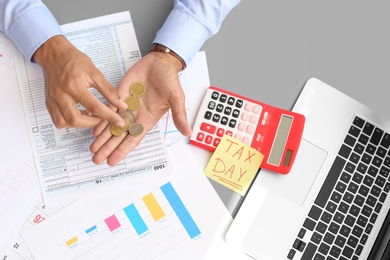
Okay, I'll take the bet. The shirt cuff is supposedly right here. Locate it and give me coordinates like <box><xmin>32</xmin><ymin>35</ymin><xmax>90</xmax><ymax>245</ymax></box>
<box><xmin>7</xmin><ymin>6</ymin><xmax>63</xmax><ymax>62</ymax></box>
<box><xmin>153</xmin><ymin>4</ymin><xmax>210</xmax><ymax>68</ymax></box>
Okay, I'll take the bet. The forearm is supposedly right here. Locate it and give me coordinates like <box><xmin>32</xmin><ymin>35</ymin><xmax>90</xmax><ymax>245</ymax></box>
<box><xmin>0</xmin><ymin>0</ymin><xmax>63</xmax><ymax>61</ymax></box>
<box><xmin>153</xmin><ymin>0</ymin><xmax>240</xmax><ymax>66</ymax></box>
<box><xmin>33</xmin><ymin>35</ymin><xmax>73</xmax><ymax>69</ymax></box>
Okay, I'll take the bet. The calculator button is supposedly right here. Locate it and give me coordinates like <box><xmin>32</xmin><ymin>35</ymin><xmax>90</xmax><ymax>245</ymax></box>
<box><xmin>246</xmin><ymin>125</ymin><xmax>254</xmax><ymax>134</ymax></box>
<box><xmin>224</xmin><ymin>107</ymin><xmax>232</xmax><ymax>115</ymax></box>
<box><xmin>216</xmin><ymin>104</ymin><xmax>224</xmax><ymax>112</ymax></box>
<box><xmin>205</xmin><ymin>135</ymin><xmax>213</xmax><ymax>144</ymax></box>
<box><xmin>243</xmin><ymin>137</ymin><xmax>251</xmax><ymax>145</ymax></box>
<box><xmin>253</xmin><ymin>105</ymin><xmax>262</xmax><ymax>114</ymax></box>
<box><xmin>219</xmin><ymin>94</ymin><xmax>227</xmax><ymax>103</ymax></box>
<box><xmin>221</xmin><ymin>116</ymin><xmax>229</xmax><ymax>125</ymax></box>
<box><xmin>196</xmin><ymin>132</ymin><xmax>205</xmax><ymax>141</ymax></box>
<box><xmin>228</xmin><ymin>97</ymin><xmax>235</xmax><ymax>105</ymax></box>
<box><xmin>238</xmin><ymin>122</ymin><xmax>246</xmax><ymax>131</ymax></box>
<box><xmin>249</xmin><ymin>115</ymin><xmax>258</xmax><ymax>124</ymax></box>
<box><xmin>217</xmin><ymin>128</ymin><xmax>224</xmax><ymax>137</ymax></box>
<box><xmin>200</xmin><ymin>122</ymin><xmax>216</xmax><ymax>134</ymax></box>
<box><xmin>236</xmin><ymin>99</ymin><xmax>244</xmax><ymax>108</ymax></box>
<box><xmin>234</xmin><ymin>134</ymin><xmax>243</xmax><ymax>141</ymax></box>
<box><xmin>241</xmin><ymin>112</ymin><xmax>249</xmax><ymax>121</ymax></box>
<box><xmin>208</xmin><ymin>101</ymin><xmax>216</xmax><ymax>110</ymax></box>
<box><xmin>204</xmin><ymin>111</ymin><xmax>212</xmax><ymax>120</ymax></box>
<box><xmin>226</xmin><ymin>131</ymin><xmax>233</xmax><ymax>136</ymax></box>
<box><xmin>211</xmin><ymin>91</ymin><xmax>219</xmax><ymax>100</ymax></box>
<box><xmin>232</xmin><ymin>109</ymin><xmax>240</xmax><ymax>118</ymax></box>
<box><xmin>245</xmin><ymin>103</ymin><xmax>253</xmax><ymax>111</ymax></box>
<box><xmin>213</xmin><ymin>138</ymin><xmax>221</xmax><ymax>147</ymax></box>
<box><xmin>229</xmin><ymin>119</ymin><xmax>237</xmax><ymax>128</ymax></box>
<box><xmin>212</xmin><ymin>114</ymin><xmax>221</xmax><ymax>123</ymax></box>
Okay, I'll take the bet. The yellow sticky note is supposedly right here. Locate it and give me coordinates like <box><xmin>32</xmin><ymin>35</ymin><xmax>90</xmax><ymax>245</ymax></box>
<box><xmin>204</xmin><ymin>135</ymin><xmax>264</xmax><ymax>196</ymax></box>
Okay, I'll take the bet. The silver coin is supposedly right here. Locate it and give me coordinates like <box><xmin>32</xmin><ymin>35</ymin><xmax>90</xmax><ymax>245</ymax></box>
<box><xmin>128</xmin><ymin>122</ymin><xmax>144</xmax><ymax>136</ymax></box>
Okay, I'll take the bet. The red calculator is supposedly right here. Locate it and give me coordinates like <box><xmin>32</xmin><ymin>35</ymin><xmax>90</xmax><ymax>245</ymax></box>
<box><xmin>190</xmin><ymin>86</ymin><xmax>305</xmax><ymax>174</ymax></box>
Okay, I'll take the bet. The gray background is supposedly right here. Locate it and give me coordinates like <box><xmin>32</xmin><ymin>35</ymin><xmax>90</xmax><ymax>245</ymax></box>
<box><xmin>43</xmin><ymin>0</ymin><xmax>390</xmax><ymax>214</ymax></box>
<box><xmin>44</xmin><ymin>0</ymin><xmax>390</xmax><ymax>113</ymax></box>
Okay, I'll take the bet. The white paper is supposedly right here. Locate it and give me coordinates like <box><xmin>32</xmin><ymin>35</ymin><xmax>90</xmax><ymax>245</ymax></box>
<box><xmin>21</xmin><ymin>141</ymin><xmax>234</xmax><ymax>260</ymax></box>
<box><xmin>15</xmin><ymin>12</ymin><xmax>172</xmax><ymax>206</ymax></box>
<box><xmin>3</xmin><ymin>50</ymin><xmax>217</xmax><ymax>259</ymax></box>
<box><xmin>2</xmin><ymin>196</ymin><xmax>66</xmax><ymax>259</ymax></box>
<box><xmin>0</xmin><ymin>33</ymin><xmax>41</xmax><ymax>255</ymax></box>
<box><xmin>2</xmin><ymin>46</ymin><xmax>213</xmax><ymax>260</ymax></box>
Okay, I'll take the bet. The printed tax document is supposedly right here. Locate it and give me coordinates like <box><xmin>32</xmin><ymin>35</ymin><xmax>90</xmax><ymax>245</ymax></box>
<box><xmin>14</xmin><ymin>12</ymin><xmax>172</xmax><ymax>206</ymax></box>
<box><xmin>22</xmin><ymin>140</ymin><xmax>250</xmax><ymax>260</ymax></box>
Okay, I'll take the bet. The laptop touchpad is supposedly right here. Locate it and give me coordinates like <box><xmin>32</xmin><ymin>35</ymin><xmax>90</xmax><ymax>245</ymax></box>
<box><xmin>260</xmin><ymin>139</ymin><xmax>327</xmax><ymax>206</ymax></box>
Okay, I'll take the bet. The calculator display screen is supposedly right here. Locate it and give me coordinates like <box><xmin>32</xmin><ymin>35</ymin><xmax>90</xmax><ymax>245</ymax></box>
<box><xmin>268</xmin><ymin>115</ymin><xmax>293</xmax><ymax>166</ymax></box>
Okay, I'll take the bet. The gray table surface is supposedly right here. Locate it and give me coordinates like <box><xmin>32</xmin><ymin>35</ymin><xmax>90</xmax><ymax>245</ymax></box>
<box><xmin>44</xmin><ymin>0</ymin><xmax>390</xmax><ymax>215</ymax></box>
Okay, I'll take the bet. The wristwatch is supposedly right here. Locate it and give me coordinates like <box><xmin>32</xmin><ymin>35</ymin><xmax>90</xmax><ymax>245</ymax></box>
<box><xmin>149</xmin><ymin>43</ymin><xmax>186</xmax><ymax>70</ymax></box>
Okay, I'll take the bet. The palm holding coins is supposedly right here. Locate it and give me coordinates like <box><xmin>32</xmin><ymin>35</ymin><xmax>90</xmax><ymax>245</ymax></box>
<box><xmin>110</xmin><ymin>82</ymin><xmax>145</xmax><ymax>137</ymax></box>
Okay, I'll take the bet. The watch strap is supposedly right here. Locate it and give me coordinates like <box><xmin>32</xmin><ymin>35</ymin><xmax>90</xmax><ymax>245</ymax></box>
<box><xmin>149</xmin><ymin>43</ymin><xmax>186</xmax><ymax>70</ymax></box>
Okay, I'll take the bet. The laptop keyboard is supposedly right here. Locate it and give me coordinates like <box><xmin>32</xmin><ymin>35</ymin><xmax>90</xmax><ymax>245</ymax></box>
<box><xmin>288</xmin><ymin>116</ymin><xmax>390</xmax><ymax>260</ymax></box>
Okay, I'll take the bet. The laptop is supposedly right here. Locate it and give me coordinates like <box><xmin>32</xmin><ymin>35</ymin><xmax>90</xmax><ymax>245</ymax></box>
<box><xmin>226</xmin><ymin>77</ymin><xmax>390</xmax><ymax>260</ymax></box>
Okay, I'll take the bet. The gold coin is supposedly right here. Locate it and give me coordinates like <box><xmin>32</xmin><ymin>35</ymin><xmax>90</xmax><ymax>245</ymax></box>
<box><xmin>128</xmin><ymin>122</ymin><xmax>144</xmax><ymax>136</ymax></box>
<box><xmin>111</xmin><ymin>125</ymin><xmax>124</xmax><ymax>136</ymax></box>
<box><xmin>124</xmin><ymin>96</ymin><xmax>140</xmax><ymax>111</ymax></box>
<box><xmin>119</xmin><ymin>110</ymin><xmax>135</xmax><ymax>123</ymax></box>
<box><xmin>130</xmin><ymin>82</ymin><xmax>146</xmax><ymax>97</ymax></box>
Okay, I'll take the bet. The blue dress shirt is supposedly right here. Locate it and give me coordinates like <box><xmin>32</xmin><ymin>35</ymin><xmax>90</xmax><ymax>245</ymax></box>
<box><xmin>0</xmin><ymin>0</ymin><xmax>239</xmax><ymax>65</ymax></box>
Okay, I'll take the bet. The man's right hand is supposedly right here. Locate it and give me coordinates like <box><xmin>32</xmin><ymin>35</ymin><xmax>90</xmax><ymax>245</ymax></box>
<box><xmin>33</xmin><ymin>35</ymin><xmax>128</xmax><ymax>129</ymax></box>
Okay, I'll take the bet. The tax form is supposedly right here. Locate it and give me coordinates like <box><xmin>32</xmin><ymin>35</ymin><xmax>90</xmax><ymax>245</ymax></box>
<box><xmin>15</xmin><ymin>12</ymin><xmax>172</xmax><ymax>206</ymax></box>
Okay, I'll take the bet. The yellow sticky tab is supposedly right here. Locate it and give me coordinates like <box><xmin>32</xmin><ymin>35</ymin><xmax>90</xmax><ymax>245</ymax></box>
<box><xmin>204</xmin><ymin>135</ymin><xmax>264</xmax><ymax>196</ymax></box>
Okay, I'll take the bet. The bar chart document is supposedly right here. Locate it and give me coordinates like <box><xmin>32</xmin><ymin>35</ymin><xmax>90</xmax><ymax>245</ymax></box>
<box><xmin>15</xmin><ymin>12</ymin><xmax>172</xmax><ymax>206</ymax></box>
<box><xmin>22</xmin><ymin>141</ymin><xmax>234</xmax><ymax>260</ymax></box>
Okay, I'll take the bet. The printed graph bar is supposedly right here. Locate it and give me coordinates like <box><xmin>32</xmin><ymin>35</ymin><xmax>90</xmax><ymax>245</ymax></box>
<box><xmin>142</xmin><ymin>192</ymin><xmax>165</xmax><ymax>221</ymax></box>
<box><xmin>66</xmin><ymin>236</ymin><xmax>78</xmax><ymax>247</ymax></box>
<box><xmin>160</xmin><ymin>182</ymin><xmax>201</xmax><ymax>239</ymax></box>
<box><xmin>104</xmin><ymin>215</ymin><xmax>121</xmax><ymax>232</ymax></box>
<box><xmin>123</xmin><ymin>204</ymin><xmax>148</xmax><ymax>235</ymax></box>
<box><xmin>85</xmin><ymin>225</ymin><xmax>97</xmax><ymax>234</ymax></box>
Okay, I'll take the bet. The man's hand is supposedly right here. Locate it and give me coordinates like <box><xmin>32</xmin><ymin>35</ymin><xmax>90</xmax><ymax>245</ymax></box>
<box><xmin>33</xmin><ymin>35</ymin><xmax>128</xmax><ymax>128</ymax></box>
<box><xmin>90</xmin><ymin>51</ymin><xmax>192</xmax><ymax>166</ymax></box>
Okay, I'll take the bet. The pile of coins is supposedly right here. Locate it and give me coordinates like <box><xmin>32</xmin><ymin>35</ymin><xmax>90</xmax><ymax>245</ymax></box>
<box><xmin>110</xmin><ymin>82</ymin><xmax>146</xmax><ymax>137</ymax></box>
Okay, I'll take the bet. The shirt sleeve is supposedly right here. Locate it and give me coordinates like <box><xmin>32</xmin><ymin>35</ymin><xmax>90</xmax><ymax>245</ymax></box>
<box><xmin>153</xmin><ymin>0</ymin><xmax>240</xmax><ymax>67</ymax></box>
<box><xmin>0</xmin><ymin>0</ymin><xmax>63</xmax><ymax>61</ymax></box>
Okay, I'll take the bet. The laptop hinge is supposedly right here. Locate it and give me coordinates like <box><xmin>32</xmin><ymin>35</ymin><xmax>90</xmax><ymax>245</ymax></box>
<box><xmin>368</xmin><ymin>208</ymin><xmax>390</xmax><ymax>260</ymax></box>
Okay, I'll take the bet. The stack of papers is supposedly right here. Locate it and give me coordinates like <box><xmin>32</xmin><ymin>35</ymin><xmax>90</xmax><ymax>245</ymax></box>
<box><xmin>1</xmin><ymin>11</ymin><xmax>251</xmax><ymax>260</ymax></box>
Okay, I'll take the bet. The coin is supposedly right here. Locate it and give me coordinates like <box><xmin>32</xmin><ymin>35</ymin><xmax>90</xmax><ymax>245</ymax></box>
<box><xmin>128</xmin><ymin>122</ymin><xmax>144</xmax><ymax>136</ymax></box>
<box><xmin>123</xmin><ymin>117</ymin><xmax>132</xmax><ymax>132</ymax></box>
<box><xmin>130</xmin><ymin>82</ymin><xmax>146</xmax><ymax>97</ymax></box>
<box><xmin>111</xmin><ymin>125</ymin><xmax>124</xmax><ymax>136</ymax></box>
<box><xmin>119</xmin><ymin>110</ymin><xmax>135</xmax><ymax>123</ymax></box>
<box><xmin>124</xmin><ymin>96</ymin><xmax>140</xmax><ymax>111</ymax></box>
